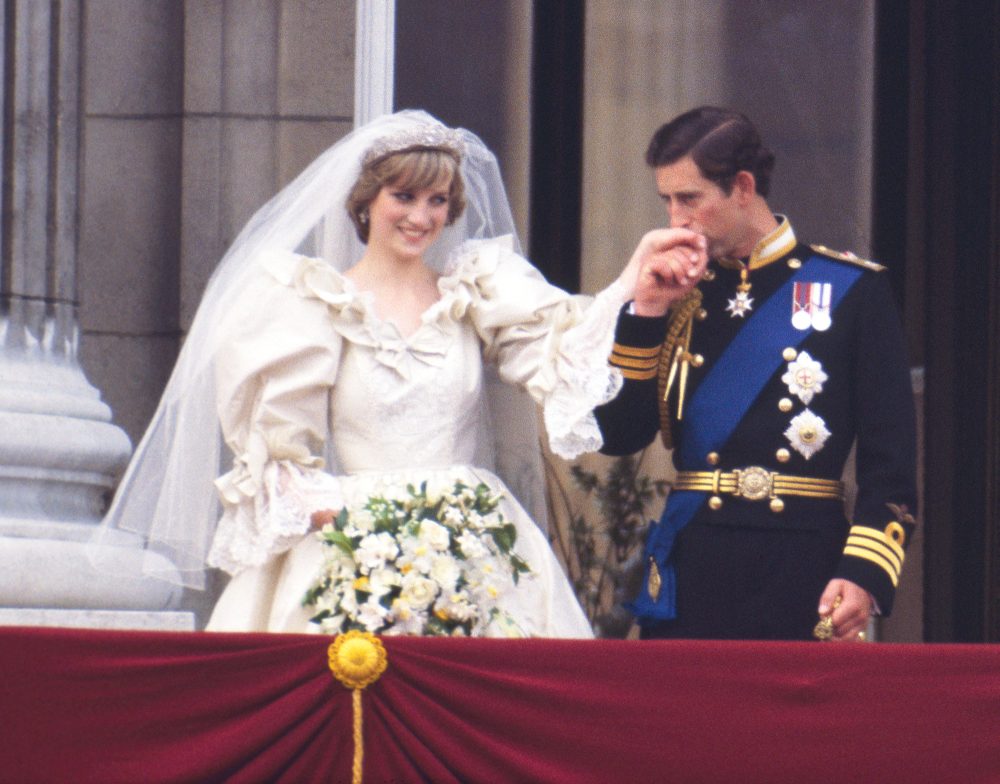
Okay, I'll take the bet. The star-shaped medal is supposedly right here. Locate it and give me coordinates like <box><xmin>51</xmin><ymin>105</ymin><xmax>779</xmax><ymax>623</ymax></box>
<box><xmin>784</xmin><ymin>409</ymin><xmax>832</xmax><ymax>459</ymax></box>
<box><xmin>781</xmin><ymin>351</ymin><xmax>828</xmax><ymax>405</ymax></box>
<box><xmin>725</xmin><ymin>290</ymin><xmax>754</xmax><ymax>318</ymax></box>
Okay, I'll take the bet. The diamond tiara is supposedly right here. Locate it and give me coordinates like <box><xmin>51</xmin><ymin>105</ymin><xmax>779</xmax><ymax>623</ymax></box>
<box><xmin>362</xmin><ymin>124</ymin><xmax>465</xmax><ymax>167</ymax></box>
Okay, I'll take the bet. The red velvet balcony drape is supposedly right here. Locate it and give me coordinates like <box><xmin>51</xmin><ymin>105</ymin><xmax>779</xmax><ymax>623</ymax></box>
<box><xmin>3</xmin><ymin>627</ymin><xmax>999</xmax><ymax>783</ymax></box>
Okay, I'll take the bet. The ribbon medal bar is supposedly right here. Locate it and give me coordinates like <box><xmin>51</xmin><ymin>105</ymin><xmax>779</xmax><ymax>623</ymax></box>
<box><xmin>791</xmin><ymin>282</ymin><xmax>833</xmax><ymax>331</ymax></box>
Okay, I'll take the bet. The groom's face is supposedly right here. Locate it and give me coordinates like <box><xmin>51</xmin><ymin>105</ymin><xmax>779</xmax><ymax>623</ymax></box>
<box><xmin>654</xmin><ymin>155</ymin><xmax>746</xmax><ymax>260</ymax></box>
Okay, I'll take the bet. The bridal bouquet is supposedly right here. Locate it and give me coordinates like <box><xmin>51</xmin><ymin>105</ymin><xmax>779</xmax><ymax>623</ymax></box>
<box><xmin>304</xmin><ymin>479</ymin><xmax>530</xmax><ymax>636</ymax></box>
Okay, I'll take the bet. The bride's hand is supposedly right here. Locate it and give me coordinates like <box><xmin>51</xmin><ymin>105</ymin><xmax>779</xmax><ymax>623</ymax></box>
<box><xmin>310</xmin><ymin>508</ymin><xmax>340</xmax><ymax>529</ymax></box>
<box><xmin>620</xmin><ymin>228</ymin><xmax>707</xmax><ymax>316</ymax></box>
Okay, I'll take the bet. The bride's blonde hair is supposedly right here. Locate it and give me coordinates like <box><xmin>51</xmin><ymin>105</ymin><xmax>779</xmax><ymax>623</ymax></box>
<box><xmin>347</xmin><ymin>148</ymin><xmax>467</xmax><ymax>242</ymax></box>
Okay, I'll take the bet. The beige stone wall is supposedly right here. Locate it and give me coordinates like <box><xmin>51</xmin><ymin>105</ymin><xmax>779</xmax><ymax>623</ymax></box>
<box><xmin>394</xmin><ymin>1</ymin><xmax>533</xmax><ymax>242</ymax></box>
<box><xmin>179</xmin><ymin>0</ymin><xmax>355</xmax><ymax>327</ymax></box>
<box><xmin>78</xmin><ymin>1</ymin><xmax>185</xmax><ymax>445</ymax></box>
<box><xmin>581</xmin><ymin>0</ymin><xmax>730</xmax><ymax>292</ymax></box>
<box><xmin>78</xmin><ymin>0</ymin><xmax>355</xmax><ymax>449</ymax></box>
<box><xmin>580</xmin><ymin>0</ymin><xmax>876</xmax><ymax>292</ymax></box>
<box><xmin>77</xmin><ymin>0</ymin><xmax>357</xmax><ymax>624</ymax></box>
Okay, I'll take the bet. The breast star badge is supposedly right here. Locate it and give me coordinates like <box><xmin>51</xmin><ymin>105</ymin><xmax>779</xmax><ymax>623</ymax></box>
<box><xmin>781</xmin><ymin>351</ymin><xmax>828</xmax><ymax>405</ymax></box>
<box><xmin>784</xmin><ymin>409</ymin><xmax>831</xmax><ymax>459</ymax></box>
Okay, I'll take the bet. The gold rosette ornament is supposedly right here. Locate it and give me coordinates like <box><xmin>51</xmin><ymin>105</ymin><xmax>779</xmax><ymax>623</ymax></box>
<box><xmin>328</xmin><ymin>631</ymin><xmax>388</xmax><ymax>784</ymax></box>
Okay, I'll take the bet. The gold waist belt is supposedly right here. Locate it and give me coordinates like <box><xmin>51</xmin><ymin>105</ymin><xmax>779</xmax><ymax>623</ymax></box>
<box><xmin>673</xmin><ymin>467</ymin><xmax>845</xmax><ymax>503</ymax></box>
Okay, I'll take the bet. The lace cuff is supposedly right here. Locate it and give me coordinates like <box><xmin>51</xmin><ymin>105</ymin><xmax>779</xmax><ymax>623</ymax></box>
<box><xmin>543</xmin><ymin>279</ymin><xmax>627</xmax><ymax>459</ymax></box>
<box><xmin>208</xmin><ymin>460</ymin><xmax>343</xmax><ymax>575</ymax></box>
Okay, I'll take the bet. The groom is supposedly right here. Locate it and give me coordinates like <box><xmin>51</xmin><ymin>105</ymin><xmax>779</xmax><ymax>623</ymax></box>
<box><xmin>596</xmin><ymin>106</ymin><xmax>917</xmax><ymax>641</ymax></box>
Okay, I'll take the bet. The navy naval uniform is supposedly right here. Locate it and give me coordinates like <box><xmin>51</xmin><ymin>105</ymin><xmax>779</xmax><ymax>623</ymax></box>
<box><xmin>595</xmin><ymin>217</ymin><xmax>917</xmax><ymax>640</ymax></box>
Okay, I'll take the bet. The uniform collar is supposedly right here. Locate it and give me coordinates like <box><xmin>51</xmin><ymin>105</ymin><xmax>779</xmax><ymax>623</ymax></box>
<box><xmin>747</xmin><ymin>215</ymin><xmax>796</xmax><ymax>270</ymax></box>
<box><xmin>717</xmin><ymin>215</ymin><xmax>796</xmax><ymax>273</ymax></box>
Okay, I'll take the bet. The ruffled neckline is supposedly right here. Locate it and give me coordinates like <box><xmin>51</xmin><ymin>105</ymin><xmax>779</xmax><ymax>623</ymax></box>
<box><xmin>260</xmin><ymin>235</ymin><xmax>514</xmax><ymax>376</ymax></box>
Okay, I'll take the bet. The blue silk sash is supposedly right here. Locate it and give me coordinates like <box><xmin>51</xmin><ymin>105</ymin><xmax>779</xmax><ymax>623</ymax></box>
<box><xmin>630</xmin><ymin>255</ymin><xmax>864</xmax><ymax>623</ymax></box>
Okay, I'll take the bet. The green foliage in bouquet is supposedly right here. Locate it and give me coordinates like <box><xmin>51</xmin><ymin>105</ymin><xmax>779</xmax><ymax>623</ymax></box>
<box><xmin>304</xmin><ymin>480</ymin><xmax>530</xmax><ymax>637</ymax></box>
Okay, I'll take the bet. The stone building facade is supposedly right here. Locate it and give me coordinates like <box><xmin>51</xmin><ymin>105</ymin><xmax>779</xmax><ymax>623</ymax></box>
<box><xmin>4</xmin><ymin>1</ymin><xmax>922</xmax><ymax>638</ymax></box>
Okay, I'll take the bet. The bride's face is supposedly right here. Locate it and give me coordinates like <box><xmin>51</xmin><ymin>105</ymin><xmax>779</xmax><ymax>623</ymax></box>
<box><xmin>366</xmin><ymin>175</ymin><xmax>452</xmax><ymax>262</ymax></box>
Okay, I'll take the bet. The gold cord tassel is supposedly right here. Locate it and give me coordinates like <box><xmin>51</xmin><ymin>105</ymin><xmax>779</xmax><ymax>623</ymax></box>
<box><xmin>657</xmin><ymin>290</ymin><xmax>704</xmax><ymax>447</ymax></box>
<box><xmin>351</xmin><ymin>689</ymin><xmax>364</xmax><ymax>783</ymax></box>
<box><xmin>328</xmin><ymin>631</ymin><xmax>389</xmax><ymax>784</ymax></box>
<box><xmin>675</xmin><ymin>318</ymin><xmax>695</xmax><ymax>421</ymax></box>
<box><xmin>812</xmin><ymin>595</ymin><xmax>843</xmax><ymax>641</ymax></box>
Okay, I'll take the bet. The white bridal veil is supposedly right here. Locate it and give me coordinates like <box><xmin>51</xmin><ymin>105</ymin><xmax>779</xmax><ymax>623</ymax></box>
<box><xmin>96</xmin><ymin>110</ymin><xmax>549</xmax><ymax>590</ymax></box>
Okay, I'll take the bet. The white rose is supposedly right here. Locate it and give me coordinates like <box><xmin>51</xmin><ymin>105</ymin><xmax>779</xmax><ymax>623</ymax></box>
<box><xmin>314</xmin><ymin>588</ymin><xmax>344</xmax><ymax>615</ymax></box>
<box><xmin>357</xmin><ymin>597</ymin><xmax>389</xmax><ymax>632</ymax></box>
<box><xmin>424</xmin><ymin>477</ymin><xmax>455</xmax><ymax>505</ymax></box>
<box><xmin>437</xmin><ymin>590</ymin><xmax>476</xmax><ymax>622</ymax></box>
<box><xmin>418</xmin><ymin>519</ymin><xmax>452</xmax><ymax>552</ymax></box>
<box><xmin>429</xmin><ymin>554</ymin><xmax>461</xmax><ymax>590</ymax></box>
<box><xmin>442</xmin><ymin>506</ymin><xmax>465</xmax><ymax>527</ymax></box>
<box><xmin>346</xmin><ymin>508</ymin><xmax>376</xmax><ymax>534</ymax></box>
<box><xmin>356</xmin><ymin>531</ymin><xmax>399</xmax><ymax>571</ymax></box>
<box><xmin>338</xmin><ymin>585</ymin><xmax>359</xmax><ymax>616</ymax></box>
<box><xmin>477</xmin><ymin>569</ymin><xmax>508</xmax><ymax>603</ymax></box>
<box><xmin>388</xmin><ymin>599</ymin><xmax>427</xmax><ymax>635</ymax></box>
<box><xmin>398</xmin><ymin>538</ymin><xmax>433</xmax><ymax>575</ymax></box>
<box><xmin>368</xmin><ymin>566</ymin><xmax>401</xmax><ymax>598</ymax></box>
<box><xmin>458</xmin><ymin>486</ymin><xmax>477</xmax><ymax>504</ymax></box>
<box><xmin>457</xmin><ymin>530</ymin><xmax>488</xmax><ymax>560</ymax></box>
<box><xmin>319</xmin><ymin>614</ymin><xmax>346</xmax><ymax>634</ymax></box>
<box><xmin>400</xmin><ymin>573</ymin><xmax>439</xmax><ymax>610</ymax></box>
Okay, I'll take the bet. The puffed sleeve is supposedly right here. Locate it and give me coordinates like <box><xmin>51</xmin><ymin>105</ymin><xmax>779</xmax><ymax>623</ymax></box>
<box><xmin>207</xmin><ymin>250</ymin><xmax>346</xmax><ymax>575</ymax></box>
<box><xmin>440</xmin><ymin>236</ymin><xmax>629</xmax><ymax>459</ymax></box>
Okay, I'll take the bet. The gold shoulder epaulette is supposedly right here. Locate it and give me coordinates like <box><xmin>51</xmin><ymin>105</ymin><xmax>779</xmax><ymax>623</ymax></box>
<box><xmin>810</xmin><ymin>244</ymin><xmax>886</xmax><ymax>272</ymax></box>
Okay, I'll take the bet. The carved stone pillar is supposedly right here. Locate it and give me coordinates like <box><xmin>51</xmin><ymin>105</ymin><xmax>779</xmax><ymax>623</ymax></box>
<box><xmin>0</xmin><ymin>0</ymin><xmax>184</xmax><ymax>626</ymax></box>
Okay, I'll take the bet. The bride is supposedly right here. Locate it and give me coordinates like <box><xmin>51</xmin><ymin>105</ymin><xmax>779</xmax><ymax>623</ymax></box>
<box><xmin>97</xmin><ymin>110</ymin><xmax>703</xmax><ymax>637</ymax></box>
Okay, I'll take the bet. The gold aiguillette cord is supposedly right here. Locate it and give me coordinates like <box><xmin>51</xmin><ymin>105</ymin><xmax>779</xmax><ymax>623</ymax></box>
<box><xmin>663</xmin><ymin>318</ymin><xmax>696</xmax><ymax>420</ymax></box>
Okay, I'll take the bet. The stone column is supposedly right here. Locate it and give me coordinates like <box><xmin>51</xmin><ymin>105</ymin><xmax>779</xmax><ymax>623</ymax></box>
<box><xmin>0</xmin><ymin>0</ymin><xmax>185</xmax><ymax>627</ymax></box>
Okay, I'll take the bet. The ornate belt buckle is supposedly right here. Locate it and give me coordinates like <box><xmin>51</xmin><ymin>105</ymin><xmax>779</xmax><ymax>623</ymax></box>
<box><xmin>734</xmin><ymin>466</ymin><xmax>773</xmax><ymax>501</ymax></box>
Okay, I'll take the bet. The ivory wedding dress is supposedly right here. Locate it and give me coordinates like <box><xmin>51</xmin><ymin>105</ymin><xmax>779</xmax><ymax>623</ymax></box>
<box><xmin>94</xmin><ymin>110</ymin><xmax>635</xmax><ymax>639</ymax></box>
<box><xmin>205</xmin><ymin>237</ymin><xmax>626</xmax><ymax>637</ymax></box>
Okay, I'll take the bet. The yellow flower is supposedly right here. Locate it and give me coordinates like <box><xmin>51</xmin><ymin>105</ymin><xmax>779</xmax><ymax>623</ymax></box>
<box><xmin>328</xmin><ymin>631</ymin><xmax>388</xmax><ymax>690</ymax></box>
<box><xmin>353</xmin><ymin>576</ymin><xmax>370</xmax><ymax>591</ymax></box>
